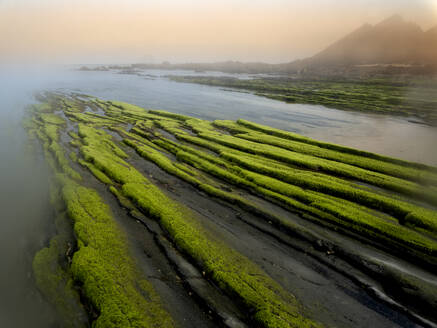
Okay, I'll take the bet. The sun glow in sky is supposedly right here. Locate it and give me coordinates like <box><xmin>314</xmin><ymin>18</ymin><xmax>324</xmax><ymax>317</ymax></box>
<box><xmin>0</xmin><ymin>0</ymin><xmax>436</xmax><ymax>64</ymax></box>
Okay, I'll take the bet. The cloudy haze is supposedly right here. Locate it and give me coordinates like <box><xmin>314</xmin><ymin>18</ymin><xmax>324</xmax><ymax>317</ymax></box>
<box><xmin>1</xmin><ymin>0</ymin><xmax>436</xmax><ymax>64</ymax></box>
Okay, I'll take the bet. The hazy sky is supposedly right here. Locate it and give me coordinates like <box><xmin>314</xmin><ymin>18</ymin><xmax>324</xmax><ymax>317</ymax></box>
<box><xmin>1</xmin><ymin>0</ymin><xmax>436</xmax><ymax>64</ymax></box>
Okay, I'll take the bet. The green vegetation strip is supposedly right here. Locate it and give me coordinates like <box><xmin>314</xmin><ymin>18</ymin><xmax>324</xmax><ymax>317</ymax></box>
<box><xmin>33</xmin><ymin>210</ymin><xmax>88</xmax><ymax>328</ymax></box>
<box><xmin>153</xmin><ymin>125</ymin><xmax>437</xmax><ymax>235</ymax></box>
<box><xmin>148</xmin><ymin>135</ymin><xmax>437</xmax><ymax>261</ymax></box>
<box><xmin>236</xmin><ymin>131</ymin><xmax>437</xmax><ymax>185</ymax></box>
<box><xmin>196</xmin><ymin>131</ymin><xmax>428</xmax><ymax>197</ymax></box>
<box><xmin>34</xmin><ymin>119</ymin><xmax>81</xmax><ymax>181</ymax></box>
<box><xmin>123</xmin><ymin>117</ymin><xmax>437</xmax><ymax>265</ymax></box>
<box><xmin>29</xmin><ymin>101</ymin><xmax>175</xmax><ymax>328</ymax></box>
<box><xmin>123</xmin><ymin>137</ymin><xmax>294</xmax><ymax>229</ymax></box>
<box><xmin>39</xmin><ymin>113</ymin><xmax>67</xmax><ymax>125</ymax></box>
<box><xmin>60</xmin><ymin>176</ymin><xmax>175</xmax><ymax>328</ymax></box>
<box><xmin>29</xmin><ymin>95</ymin><xmax>437</xmax><ymax>325</ymax></box>
<box><xmin>236</xmin><ymin>119</ymin><xmax>437</xmax><ymax>172</ymax></box>
<box><xmin>78</xmin><ymin>159</ymin><xmax>113</xmax><ymax>185</ymax></box>
<box><xmin>220</xmin><ymin>152</ymin><xmax>437</xmax><ymax>234</ymax></box>
<box><xmin>78</xmin><ymin>125</ymin><xmax>321</xmax><ymax>328</ymax></box>
<box><xmin>173</xmin><ymin>118</ymin><xmax>437</xmax><ymax>205</ymax></box>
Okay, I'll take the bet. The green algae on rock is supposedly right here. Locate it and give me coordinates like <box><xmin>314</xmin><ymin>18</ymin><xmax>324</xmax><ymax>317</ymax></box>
<box><xmin>27</xmin><ymin>98</ymin><xmax>176</xmax><ymax>328</ymax></box>
<box><xmin>61</xmin><ymin>177</ymin><xmax>175</xmax><ymax>328</ymax></box>
<box><xmin>26</xmin><ymin>94</ymin><xmax>437</xmax><ymax>327</ymax></box>
<box><xmin>78</xmin><ymin>126</ymin><xmax>322</xmax><ymax>328</ymax></box>
<box><xmin>33</xmin><ymin>212</ymin><xmax>89</xmax><ymax>328</ymax></box>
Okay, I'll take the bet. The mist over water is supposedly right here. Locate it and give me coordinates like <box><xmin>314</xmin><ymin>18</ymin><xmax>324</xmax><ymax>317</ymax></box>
<box><xmin>0</xmin><ymin>67</ymin><xmax>57</xmax><ymax>326</ymax></box>
<box><xmin>0</xmin><ymin>65</ymin><xmax>436</xmax><ymax>326</ymax></box>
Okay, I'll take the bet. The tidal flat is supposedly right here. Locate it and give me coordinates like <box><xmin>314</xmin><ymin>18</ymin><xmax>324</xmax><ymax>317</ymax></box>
<box><xmin>169</xmin><ymin>76</ymin><xmax>437</xmax><ymax>126</ymax></box>
<box><xmin>24</xmin><ymin>92</ymin><xmax>437</xmax><ymax>327</ymax></box>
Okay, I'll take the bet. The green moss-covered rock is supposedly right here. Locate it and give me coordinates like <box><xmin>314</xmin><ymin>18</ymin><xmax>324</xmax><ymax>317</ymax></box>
<box><xmin>78</xmin><ymin>126</ymin><xmax>321</xmax><ymax>328</ymax></box>
<box><xmin>39</xmin><ymin>113</ymin><xmax>67</xmax><ymax>125</ymax></box>
<box><xmin>61</xmin><ymin>178</ymin><xmax>175</xmax><ymax>328</ymax></box>
<box><xmin>33</xmin><ymin>213</ymin><xmax>88</xmax><ymax>328</ymax></box>
<box><xmin>78</xmin><ymin>159</ymin><xmax>113</xmax><ymax>185</ymax></box>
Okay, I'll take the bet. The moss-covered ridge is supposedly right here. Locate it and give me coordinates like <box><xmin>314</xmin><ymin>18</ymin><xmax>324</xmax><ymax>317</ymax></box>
<box><xmin>26</xmin><ymin>98</ymin><xmax>175</xmax><ymax>328</ymax></box>
<box><xmin>196</xmin><ymin>131</ymin><xmax>432</xmax><ymax>197</ymax></box>
<box><xmin>236</xmin><ymin>131</ymin><xmax>437</xmax><ymax>185</ymax></box>
<box><xmin>150</xmin><ymin>120</ymin><xmax>437</xmax><ymax>237</ymax></box>
<box><xmin>123</xmin><ymin>182</ymin><xmax>320</xmax><ymax>328</ymax></box>
<box><xmin>61</xmin><ymin>177</ymin><xmax>175</xmax><ymax>328</ymax></box>
<box><xmin>78</xmin><ymin>124</ymin><xmax>322</xmax><ymax>328</ymax></box>
<box><xmin>236</xmin><ymin>119</ymin><xmax>437</xmax><ymax>172</ymax></box>
<box><xmin>32</xmin><ymin>210</ymin><xmax>88</xmax><ymax>328</ymax></box>
<box><xmin>27</xmin><ymin>93</ymin><xmax>437</xmax><ymax>327</ymax></box>
<box><xmin>85</xmin><ymin>101</ymin><xmax>437</xmax><ymax>256</ymax></box>
<box><xmin>142</xmin><ymin>134</ymin><xmax>437</xmax><ymax>263</ymax></box>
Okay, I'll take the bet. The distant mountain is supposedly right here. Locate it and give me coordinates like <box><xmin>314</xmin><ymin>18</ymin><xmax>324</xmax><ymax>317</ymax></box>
<box><xmin>83</xmin><ymin>16</ymin><xmax>436</xmax><ymax>76</ymax></box>
<box><xmin>293</xmin><ymin>15</ymin><xmax>437</xmax><ymax>69</ymax></box>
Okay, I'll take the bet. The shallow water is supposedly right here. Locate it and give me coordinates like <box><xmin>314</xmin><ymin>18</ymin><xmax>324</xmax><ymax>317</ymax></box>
<box><xmin>0</xmin><ymin>66</ymin><xmax>436</xmax><ymax>326</ymax></box>
<box><xmin>60</xmin><ymin>68</ymin><xmax>437</xmax><ymax>165</ymax></box>
<box><xmin>0</xmin><ymin>68</ymin><xmax>57</xmax><ymax>326</ymax></box>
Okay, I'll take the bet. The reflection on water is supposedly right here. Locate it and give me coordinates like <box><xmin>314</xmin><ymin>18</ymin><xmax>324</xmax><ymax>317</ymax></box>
<box><xmin>0</xmin><ymin>66</ymin><xmax>436</xmax><ymax>326</ymax></box>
